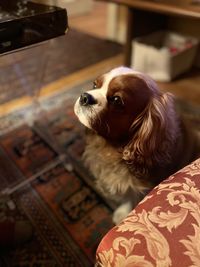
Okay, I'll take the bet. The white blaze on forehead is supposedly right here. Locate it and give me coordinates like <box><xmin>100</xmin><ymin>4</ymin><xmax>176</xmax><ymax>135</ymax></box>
<box><xmin>102</xmin><ymin>66</ymin><xmax>136</xmax><ymax>95</ymax></box>
<box><xmin>87</xmin><ymin>66</ymin><xmax>137</xmax><ymax>99</ymax></box>
<box><xmin>110</xmin><ymin>66</ymin><xmax>159</xmax><ymax>94</ymax></box>
<box><xmin>109</xmin><ymin>66</ymin><xmax>135</xmax><ymax>76</ymax></box>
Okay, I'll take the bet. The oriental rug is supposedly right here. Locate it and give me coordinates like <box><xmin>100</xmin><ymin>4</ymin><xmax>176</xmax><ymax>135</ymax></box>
<box><xmin>0</xmin><ymin>82</ymin><xmax>115</xmax><ymax>267</ymax></box>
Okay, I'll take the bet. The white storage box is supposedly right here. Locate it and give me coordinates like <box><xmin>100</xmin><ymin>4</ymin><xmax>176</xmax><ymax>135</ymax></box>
<box><xmin>131</xmin><ymin>31</ymin><xmax>199</xmax><ymax>82</ymax></box>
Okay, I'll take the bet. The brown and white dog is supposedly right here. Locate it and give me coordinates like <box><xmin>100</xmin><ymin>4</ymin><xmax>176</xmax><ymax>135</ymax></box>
<box><xmin>74</xmin><ymin>66</ymin><xmax>200</xmax><ymax>224</ymax></box>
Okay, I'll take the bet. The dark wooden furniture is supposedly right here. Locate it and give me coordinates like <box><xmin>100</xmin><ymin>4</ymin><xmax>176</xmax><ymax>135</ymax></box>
<box><xmin>0</xmin><ymin>0</ymin><xmax>68</xmax><ymax>54</ymax></box>
<box><xmin>97</xmin><ymin>0</ymin><xmax>200</xmax><ymax>66</ymax></box>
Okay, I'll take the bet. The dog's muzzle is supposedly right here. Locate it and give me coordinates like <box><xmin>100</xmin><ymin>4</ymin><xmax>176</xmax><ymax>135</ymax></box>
<box><xmin>79</xmin><ymin>92</ymin><xmax>96</xmax><ymax>106</ymax></box>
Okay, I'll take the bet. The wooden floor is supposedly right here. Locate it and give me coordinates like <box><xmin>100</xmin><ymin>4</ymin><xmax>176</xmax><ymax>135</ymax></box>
<box><xmin>69</xmin><ymin>2</ymin><xmax>108</xmax><ymax>39</ymax></box>
<box><xmin>1</xmin><ymin>1</ymin><xmax>199</xmax><ymax>116</ymax></box>
<box><xmin>0</xmin><ymin>55</ymin><xmax>123</xmax><ymax>117</ymax></box>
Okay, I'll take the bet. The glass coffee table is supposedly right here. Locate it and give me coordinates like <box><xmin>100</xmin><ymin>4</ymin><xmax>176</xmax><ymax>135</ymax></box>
<box><xmin>0</xmin><ymin>0</ymin><xmax>69</xmax><ymax>195</ymax></box>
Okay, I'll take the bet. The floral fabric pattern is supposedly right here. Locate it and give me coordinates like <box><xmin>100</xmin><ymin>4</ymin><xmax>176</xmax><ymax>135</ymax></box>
<box><xmin>96</xmin><ymin>158</ymin><xmax>200</xmax><ymax>267</ymax></box>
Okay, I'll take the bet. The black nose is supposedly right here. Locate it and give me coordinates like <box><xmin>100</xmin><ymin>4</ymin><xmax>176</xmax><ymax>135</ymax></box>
<box><xmin>79</xmin><ymin>93</ymin><xmax>96</xmax><ymax>106</ymax></box>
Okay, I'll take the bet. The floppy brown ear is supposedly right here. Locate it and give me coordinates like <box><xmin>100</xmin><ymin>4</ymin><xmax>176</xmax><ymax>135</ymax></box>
<box><xmin>122</xmin><ymin>92</ymin><xmax>178</xmax><ymax>167</ymax></box>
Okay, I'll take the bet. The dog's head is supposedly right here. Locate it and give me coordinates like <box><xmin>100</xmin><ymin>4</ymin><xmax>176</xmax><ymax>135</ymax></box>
<box><xmin>74</xmin><ymin>66</ymin><xmax>176</xmax><ymax>166</ymax></box>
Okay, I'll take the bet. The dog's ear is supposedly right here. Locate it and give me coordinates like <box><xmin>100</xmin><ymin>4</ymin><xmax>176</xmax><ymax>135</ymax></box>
<box><xmin>122</xmin><ymin>92</ymin><xmax>177</xmax><ymax>167</ymax></box>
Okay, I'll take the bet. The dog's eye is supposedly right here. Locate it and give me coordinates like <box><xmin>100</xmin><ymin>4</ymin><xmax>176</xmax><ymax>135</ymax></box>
<box><xmin>108</xmin><ymin>96</ymin><xmax>123</xmax><ymax>107</ymax></box>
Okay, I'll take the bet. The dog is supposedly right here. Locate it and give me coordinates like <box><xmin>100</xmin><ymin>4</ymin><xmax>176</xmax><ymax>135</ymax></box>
<box><xmin>74</xmin><ymin>66</ymin><xmax>200</xmax><ymax>224</ymax></box>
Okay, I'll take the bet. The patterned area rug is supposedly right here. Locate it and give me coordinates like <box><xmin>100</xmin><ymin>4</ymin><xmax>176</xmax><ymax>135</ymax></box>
<box><xmin>0</xmin><ymin>81</ymin><xmax>115</xmax><ymax>267</ymax></box>
<box><xmin>0</xmin><ymin>78</ymin><xmax>199</xmax><ymax>266</ymax></box>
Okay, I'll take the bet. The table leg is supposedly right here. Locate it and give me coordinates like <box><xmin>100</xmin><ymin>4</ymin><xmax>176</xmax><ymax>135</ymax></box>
<box><xmin>124</xmin><ymin>7</ymin><xmax>134</xmax><ymax>66</ymax></box>
<box><xmin>124</xmin><ymin>8</ymin><xmax>167</xmax><ymax>67</ymax></box>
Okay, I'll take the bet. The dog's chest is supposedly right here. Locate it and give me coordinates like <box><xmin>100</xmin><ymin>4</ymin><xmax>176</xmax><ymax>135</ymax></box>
<box><xmin>83</xmin><ymin>134</ymin><xmax>123</xmax><ymax>178</ymax></box>
<box><xmin>82</xmin><ymin>134</ymin><xmax>148</xmax><ymax>199</ymax></box>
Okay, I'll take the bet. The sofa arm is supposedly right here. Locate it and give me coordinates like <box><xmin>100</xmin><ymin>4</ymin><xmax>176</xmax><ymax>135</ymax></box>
<box><xmin>96</xmin><ymin>158</ymin><xmax>200</xmax><ymax>267</ymax></box>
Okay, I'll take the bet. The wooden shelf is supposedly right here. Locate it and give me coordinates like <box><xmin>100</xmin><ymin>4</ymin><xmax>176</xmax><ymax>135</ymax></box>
<box><xmin>98</xmin><ymin>0</ymin><xmax>200</xmax><ymax>66</ymax></box>
<box><xmin>99</xmin><ymin>0</ymin><xmax>200</xmax><ymax>19</ymax></box>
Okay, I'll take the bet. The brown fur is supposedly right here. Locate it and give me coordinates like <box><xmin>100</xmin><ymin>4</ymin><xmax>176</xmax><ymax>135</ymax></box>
<box><xmin>75</xmin><ymin>67</ymin><xmax>200</xmax><ymax>217</ymax></box>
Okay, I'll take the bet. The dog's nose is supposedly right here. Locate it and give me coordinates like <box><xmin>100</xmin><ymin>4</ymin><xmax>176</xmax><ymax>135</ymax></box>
<box><xmin>79</xmin><ymin>93</ymin><xmax>96</xmax><ymax>106</ymax></box>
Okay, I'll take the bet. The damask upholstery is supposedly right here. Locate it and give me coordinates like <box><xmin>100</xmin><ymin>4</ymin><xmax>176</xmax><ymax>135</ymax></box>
<box><xmin>96</xmin><ymin>158</ymin><xmax>200</xmax><ymax>267</ymax></box>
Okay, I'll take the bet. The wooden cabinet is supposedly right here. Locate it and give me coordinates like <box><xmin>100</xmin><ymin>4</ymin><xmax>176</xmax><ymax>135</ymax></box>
<box><xmin>98</xmin><ymin>0</ymin><xmax>200</xmax><ymax>105</ymax></box>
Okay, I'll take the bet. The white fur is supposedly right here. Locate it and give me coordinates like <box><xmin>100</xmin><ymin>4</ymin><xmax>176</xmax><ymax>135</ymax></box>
<box><xmin>74</xmin><ymin>100</ymin><xmax>91</xmax><ymax>128</ymax></box>
<box><xmin>112</xmin><ymin>201</ymin><xmax>133</xmax><ymax>225</ymax></box>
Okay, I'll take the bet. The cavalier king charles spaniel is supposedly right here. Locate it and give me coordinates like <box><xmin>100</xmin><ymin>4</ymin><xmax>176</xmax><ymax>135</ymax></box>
<box><xmin>74</xmin><ymin>66</ymin><xmax>200</xmax><ymax>224</ymax></box>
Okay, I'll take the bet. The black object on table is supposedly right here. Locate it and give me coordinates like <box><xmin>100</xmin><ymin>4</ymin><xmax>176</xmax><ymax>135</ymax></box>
<box><xmin>0</xmin><ymin>0</ymin><xmax>68</xmax><ymax>54</ymax></box>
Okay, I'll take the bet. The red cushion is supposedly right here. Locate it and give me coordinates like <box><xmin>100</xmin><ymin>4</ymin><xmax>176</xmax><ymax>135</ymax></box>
<box><xmin>96</xmin><ymin>158</ymin><xmax>200</xmax><ymax>267</ymax></box>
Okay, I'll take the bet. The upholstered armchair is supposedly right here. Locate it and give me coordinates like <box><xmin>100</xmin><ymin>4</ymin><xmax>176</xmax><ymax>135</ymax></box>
<box><xmin>95</xmin><ymin>158</ymin><xmax>200</xmax><ymax>267</ymax></box>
